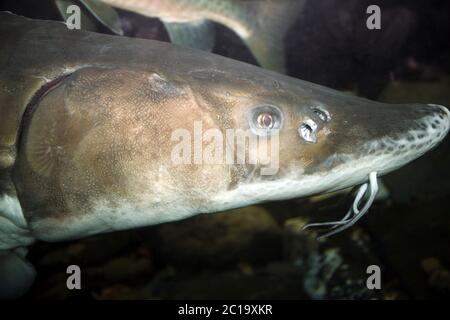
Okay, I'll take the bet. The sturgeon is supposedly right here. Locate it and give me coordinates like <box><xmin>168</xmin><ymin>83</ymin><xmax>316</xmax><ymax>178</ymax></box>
<box><xmin>0</xmin><ymin>12</ymin><xmax>449</xmax><ymax>298</ymax></box>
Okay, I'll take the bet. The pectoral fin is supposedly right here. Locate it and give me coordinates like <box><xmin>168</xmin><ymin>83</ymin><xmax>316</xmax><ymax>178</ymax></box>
<box><xmin>163</xmin><ymin>20</ymin><xmax>215</xmax><ymax>52</ymax></box>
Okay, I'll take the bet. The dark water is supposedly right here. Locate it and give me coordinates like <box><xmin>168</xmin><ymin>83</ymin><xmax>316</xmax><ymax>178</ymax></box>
<box><xmin>1</xmin><ymin>0</ymin><xmax>449</xmax><ymax>299</ymax></box>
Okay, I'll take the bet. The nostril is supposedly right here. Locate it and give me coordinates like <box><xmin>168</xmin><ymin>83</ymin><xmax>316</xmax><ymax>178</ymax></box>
<box><xmin>311</xmin><ymin>106</ymin><xmax>331</xmax><ymax>122</ymax></box>
<box><xmin>299</xmin><ymin>118</ymin><xmax>318</xmax><ymax>143</ymax></box>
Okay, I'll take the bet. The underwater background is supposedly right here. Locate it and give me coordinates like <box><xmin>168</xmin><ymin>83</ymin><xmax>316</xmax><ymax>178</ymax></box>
<box><xmin>1</xmin><ymin>0</ymin><xmax>449</xmax><ymax>299</ymax></box>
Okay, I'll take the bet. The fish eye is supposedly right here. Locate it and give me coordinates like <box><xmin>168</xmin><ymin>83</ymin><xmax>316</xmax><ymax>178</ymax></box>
<box><xmin>250</xmin><ymin>105</ymin><xmax>283</xmax><ymax>136</ymax></box>
<box><xmin>256</xmin><ymin>112</ymin><xmax>274</xmax><ymax>129</ymax></box>
<box><xmin>299</xmin><ymin>118</ymin><xmax>317</xmax><ymax>143</ymax></box>
<box><xmin>311</xmin><ymin>106</ymin><xmax>331</xmax><ymax>122</ymax></box>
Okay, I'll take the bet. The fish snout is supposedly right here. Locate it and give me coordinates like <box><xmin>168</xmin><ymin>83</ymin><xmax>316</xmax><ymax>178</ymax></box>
<box><xmin>426</xmin><ymin>104</ymin><xmax>450</xmax><ymax>138</ymax></box>
<box><xmin>398</xmin><ymin>103</ymin><xmax>448</xmax><ymax>151</ymax></box>
<box><xmin>359</xmin><ymin>103</ymin><xmax>449</xmax><ymax>174</ymax></box>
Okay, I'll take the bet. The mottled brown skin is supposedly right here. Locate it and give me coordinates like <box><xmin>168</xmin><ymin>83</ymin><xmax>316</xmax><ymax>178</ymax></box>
<box><xmin>1</xmin><ymin>13</ymin><xmax>448</xmax><ymax>243</ymax></box>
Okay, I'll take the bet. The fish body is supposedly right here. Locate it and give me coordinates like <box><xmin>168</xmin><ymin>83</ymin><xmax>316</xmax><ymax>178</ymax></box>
<box><xmin>0</xmin><ymin>12</ymin><xmax>449</xmax><ymax>297</ymax></box>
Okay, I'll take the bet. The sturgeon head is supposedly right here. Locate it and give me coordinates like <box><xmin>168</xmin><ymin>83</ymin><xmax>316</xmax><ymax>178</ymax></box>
<box><xmin>187</xmin><ymin>69</ymin><xmax>450</xmax><ymax>213</ymax></box>
<box><xmin>3</xmin><ymin>13</ymin><xmax>448</xmax><ymax>242</ymax></box>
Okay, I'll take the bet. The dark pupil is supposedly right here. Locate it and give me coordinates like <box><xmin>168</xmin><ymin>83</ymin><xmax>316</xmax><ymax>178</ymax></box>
<box><xmin>258</xmin><ymin>113</ymin><xmax>273</xmax><ymax>129</ymax></box>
